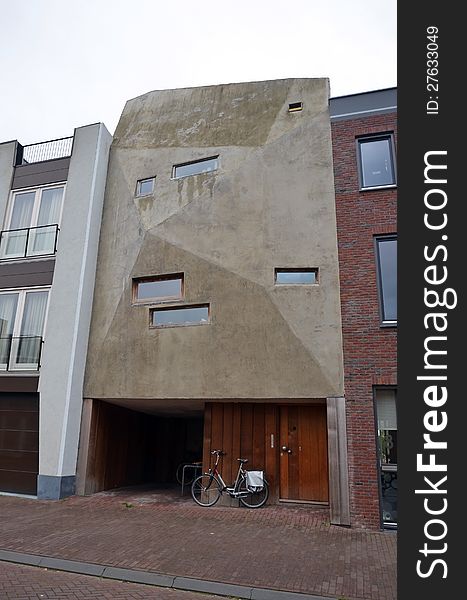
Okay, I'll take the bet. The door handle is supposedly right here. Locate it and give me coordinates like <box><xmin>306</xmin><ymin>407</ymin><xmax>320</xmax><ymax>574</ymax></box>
<box><xmin>281</xmin><ymin>446</ymin><xmax>292</xmax><ymax>454</ymax></box>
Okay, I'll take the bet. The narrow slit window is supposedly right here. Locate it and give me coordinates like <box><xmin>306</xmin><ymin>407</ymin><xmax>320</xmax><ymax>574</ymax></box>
<box><xmin>151</xmin><ymin>304</ymin><xmax>210</xmax><ymax>328</ymax></box>
<box><xmin>136</xmin><ymin>177</ymin><xmax>155</xmax><ymax>197</ymax></box>
<box><xmin>133</xmin><ymin>274</ymin><xmax>183</xmax><ymax>304</ymax></box>
<box><xmin>172</xmin><ymin>156</ymin><xmax>219</xmax><ymax>179</ymax></box>
<box><xmin>288</xmin><ymin>102</ymin><xmax>303</xmax><ymax>112</ymax></box>
<box><xmin>275</xmin><ymin>268</ymin><xmax>318</xmax><ymax>285</ymax></box>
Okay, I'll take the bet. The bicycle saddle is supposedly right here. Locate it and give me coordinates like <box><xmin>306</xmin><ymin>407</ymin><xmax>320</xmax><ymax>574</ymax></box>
<box><xmin>237</xmin><ymin>458</ymin><xmax>248</xmax><ymax>463</ymax></box>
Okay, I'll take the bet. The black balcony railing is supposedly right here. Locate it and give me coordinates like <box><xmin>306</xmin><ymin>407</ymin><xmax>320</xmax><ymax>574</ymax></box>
<box><xmin>0</xmin><ymin>336</ymin><xmax>43</xmax><ymax>371</ymax></box>
<box><xmin>0</xmin><ymin>224</ymin><xmax>59</xmax><ymax>260</ymax></box>
<box><xmin>16</xmin><ymin>136</ymin><xmax>73</xmax><ymax>165</ymax></box>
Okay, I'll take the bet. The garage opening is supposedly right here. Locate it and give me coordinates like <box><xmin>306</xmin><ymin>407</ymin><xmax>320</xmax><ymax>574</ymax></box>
<box><xmin>78</xmin><ymin>399</ymin><xmax>203</xmax><ymax>495</ymax></box>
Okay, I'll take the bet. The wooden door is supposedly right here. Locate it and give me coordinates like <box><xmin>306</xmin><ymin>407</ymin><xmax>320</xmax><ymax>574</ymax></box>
<box><xmin>279</xmin><ymin>405</ymin><xmax>329</xmax><ymax>502</ymax></box>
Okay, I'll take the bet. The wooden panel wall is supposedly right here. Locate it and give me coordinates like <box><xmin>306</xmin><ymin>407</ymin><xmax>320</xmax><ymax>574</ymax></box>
<box><xmin>204</xmin><ymin>403</ymin><xmax>279</xmax><ymax>499</ymax></box>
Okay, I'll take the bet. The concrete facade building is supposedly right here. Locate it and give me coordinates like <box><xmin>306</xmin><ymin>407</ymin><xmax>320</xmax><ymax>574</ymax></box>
<box><xmin>0</xmin><ymin>124</ymin><xmax>112</xmax><ymax>499</ymax></box>
<box><xmin>79</xmin><ymin>78</ymin><xmax>351</xmax><ymax>525</ymax></box>
<box><xmin>1</xmin><ymin>80</ymin><xmax>397</xmax><ymax>530</ymax></box>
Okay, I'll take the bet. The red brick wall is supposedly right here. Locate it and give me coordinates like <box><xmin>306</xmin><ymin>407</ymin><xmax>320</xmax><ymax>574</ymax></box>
<box><xmin>332</xmin><ymin>112</ymin><xmax>397</xmax><ymax>529</ymax></box>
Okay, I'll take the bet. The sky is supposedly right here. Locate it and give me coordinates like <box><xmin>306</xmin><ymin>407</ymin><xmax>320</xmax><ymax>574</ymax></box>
<box><xmin>0</xmin><ymin>0</ymin><xmax>396</xmax><ymax>145</ymax></box>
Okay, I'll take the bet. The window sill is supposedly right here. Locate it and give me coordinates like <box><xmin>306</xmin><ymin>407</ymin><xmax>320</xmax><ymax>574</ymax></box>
<box><xmin>132</xmin><ymin>297</ymin><xmax>184</xmax><ymax>307</ymax></box>
<box><xmin>359</xmin><ymin>184</ymin><xmax>397</xmax><ymax>192</ymax></box>
<box><xmin>380</xmin><ymin>321</ymin><xmax>397</xmax><ymax>328</ymax></box>
<box><xmin>150</xmin><ymin>322</ymin><xmax>211</xmax><ymax>330</ymax></box>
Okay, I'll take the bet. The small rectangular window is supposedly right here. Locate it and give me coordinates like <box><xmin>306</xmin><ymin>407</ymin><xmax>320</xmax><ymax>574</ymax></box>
<box><xmin>375</xmin><ymin>236</ymin><xmax>397</xmax><ymax>324</ymax></box>
<box><xmin>151</xmin><ymin>304</ymin><xmax>210</xmax><ymax>328</ymax></box>
<box><xmin>133</xmin><ymin>274</ymin><xmax>183</xmax><ymax>304</ymax></box>
<box><xmin>357</xmin><ymin>134</ymin><xmax>396</xmax><ymax>189</ymax></box>
<box><xmin>136</xmin><ymin>177</ymin><xmax>155</xmax><ymax>197</ymax></box>
<box><xmin>274</xmin><ymin>268</ymin><xmax>318</xmax><ymax>285</ymax></box>
<box><xmin>173</xmin><ymin>156</ymin><xmax>218</xmax><ymax>179</ymax></box>
<box><xmin>288</xmin><ymin>102</ymin><xmax>303</xmax><ymax>112</ymax></box>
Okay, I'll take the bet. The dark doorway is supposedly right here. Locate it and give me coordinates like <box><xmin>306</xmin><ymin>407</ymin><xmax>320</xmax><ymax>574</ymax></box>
<box><xmin>79</xmin><ymin>400</ymin><xmax>203</xmax><ymax>494</ymax></box>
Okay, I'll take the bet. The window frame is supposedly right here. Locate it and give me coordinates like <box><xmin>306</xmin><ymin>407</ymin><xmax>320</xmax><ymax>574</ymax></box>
<box><xmin>132</xmin><ymin>273</ymin><xmax>185</xmax><ymax>305</ymax></box>
<box><xmin>374</xmin><ymin>234</ymin><xmax>397</xmax><ymax>327</ymax></box>
<box><xmin>373</xmin><ymin>386</ymin><xmax>398</xmax><ymax>529</ymax></box>
<box><xmin>149</xmin><ymin>303</ymin><xmax>211</xmax><ymax>329</ymax></box>
<box><xmin>1</xmin><ymin>183</ymin><xmax>65</xmax><ymax>260</ymax></box>
<box><xmin>356</xmin><ymin>133</ymin><xmax>397</xmax><ymax>191</ymax></box>
<box><xmin>135</xmin><ymin>177</ymin><xmax>156</xmax><ymax>197</ymax></box>
<box><xmin>0</xmin><ymin>286</ymin><xmax>50</xmax><ymax>371</ymax></box>
<box><xmin>274</xmin><ymin>268</ymin><xmax>319</xmax><ymax>285</ymax></box>
<box><xmin>172</xmin><ymin>156</ymin><xmax>219</xmax><ymax>180</ymax></box>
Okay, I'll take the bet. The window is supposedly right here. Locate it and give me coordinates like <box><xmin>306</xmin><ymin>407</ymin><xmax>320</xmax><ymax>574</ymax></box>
<box><xmin>275</xmin><ymin>268</ymin><xmax>318</xmax><ymax>285</ymax></box>
<box><xmin>133</xmin><ymin>274</ymin><xmax>184</xmax><ymax>304</ymax></box>
<box><xmin>375</xmin><ymin>236</ymin><xmax>397</xmax><ymax>325</ymax></box>
<box><xmin>375</xmin><ymin>388</ymin><xmax>397</xmax><ymax>527</ymax></box>
<box><xmin>151</xmin><ymin>304</ymin><xmax>210</xmax><ymax>328</ymax></box>
<box><xmin>288</xmin><ymin>102</ymin><xmax>303</xmax><ymax>112</ymax></box>
<box><xmin>0</xmin><ymin>185</ymin><xmax>63</xmax><ymax>259</ymax></box>
<box><xmin>172</xmin><ymin>156</ymin><xmax>219</xmax><ymax>179</ymax></box>
<box><xmin>357</xmin><ymin>134</ymin><xmax>396</xmax><ymax>189</ymax></box>
<box><xmin>135</xmin><ymin>177</ymin><xmax>155</xmax><ymax>197</ymax></box>
<box><xmin>0</xmin><ymin>288</ymin><xmax>49</xmax><ymax>371</ymax></box>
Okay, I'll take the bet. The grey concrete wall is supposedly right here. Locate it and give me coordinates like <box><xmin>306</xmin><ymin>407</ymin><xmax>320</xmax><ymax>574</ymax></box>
<box><xmin>85</xmin><ymin>79</ymin><xmax>344</xmax><ymax>401</ymax></box>
<box><xmin>38</xmin><ymin>123</ymin><xmax>112</xmax><ymax>490</ymax></box>
<box><xmin>0</xmin><ymin>141</ymin><xmax>16</xmax><ymax>227</ymax></box>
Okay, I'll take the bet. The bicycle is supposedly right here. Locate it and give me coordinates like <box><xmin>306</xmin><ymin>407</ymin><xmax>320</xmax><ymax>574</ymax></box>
<box><xmin>191</xmin><ymin>450</ymin><xmax>269</xmax><ymax>508</ymax></box>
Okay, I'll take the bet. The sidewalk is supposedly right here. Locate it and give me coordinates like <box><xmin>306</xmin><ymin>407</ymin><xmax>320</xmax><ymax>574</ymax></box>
<box><xmin>0</xmin><ymin>486</ymin><xmax>396</xmax><ymax>600</ymax></box>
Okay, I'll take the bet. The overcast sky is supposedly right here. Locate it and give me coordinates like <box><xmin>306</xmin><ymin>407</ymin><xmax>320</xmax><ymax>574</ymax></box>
<box><xmin>0</xmin><ymin>0</ymin><xmax>396</xmax><ymax>145</ymax></box>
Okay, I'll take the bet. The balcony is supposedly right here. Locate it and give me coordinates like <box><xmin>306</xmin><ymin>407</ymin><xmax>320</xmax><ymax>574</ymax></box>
<box><xmin>0</xmin><ymin>336</ymin><xmax>43</xmax><ymax>371</ymax></box>
<box><xmin>15</xmin><ymin>136</ymin><xmax>74</xmax><ymax>165</ymax></box>
<box><xmin>0</xmin><ymin>224</ymin><xmax>59</xmax><ymax>261</ymax></box>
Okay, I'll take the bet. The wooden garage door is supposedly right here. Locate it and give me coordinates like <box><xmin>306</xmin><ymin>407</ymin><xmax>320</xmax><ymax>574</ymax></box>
<box><xmin>0</xmin><ymin>393</ymin><xmax>39</xmax><ymax>495</ymax></box>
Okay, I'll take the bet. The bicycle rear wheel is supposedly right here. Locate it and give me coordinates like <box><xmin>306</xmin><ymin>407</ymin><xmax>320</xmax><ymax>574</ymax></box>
<box><xmin>191</xmin><ymin>474</ymin><xmax>222</xmax><ymax>507</ymax></box>
<box><xmin>239</xmin><ymin>478</ymin><xmax>269</xmax><ymax>508</ymax></box>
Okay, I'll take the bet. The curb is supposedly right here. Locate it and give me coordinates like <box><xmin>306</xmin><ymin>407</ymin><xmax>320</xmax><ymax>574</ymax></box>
<box><xmin>0</xmin><ymin>549</ymin><xmax>337</xmax><ymax>600</ymax></box>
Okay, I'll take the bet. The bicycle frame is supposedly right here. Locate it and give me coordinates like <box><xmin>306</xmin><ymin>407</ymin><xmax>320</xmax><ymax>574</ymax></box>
<box><xmin>207</xmin><ymin>451</ymin><xmax>250</xmax><ymax>498</ymax></box>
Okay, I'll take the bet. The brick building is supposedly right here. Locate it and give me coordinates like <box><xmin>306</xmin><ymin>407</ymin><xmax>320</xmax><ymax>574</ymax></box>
<box><xmin>330</xmin><ymin>88</ymin><xmax>397</xmax><ymax>528</ymax></box>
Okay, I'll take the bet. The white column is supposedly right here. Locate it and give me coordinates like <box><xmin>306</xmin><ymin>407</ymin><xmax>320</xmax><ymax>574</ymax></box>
<box><xmin>37</xmin><ymin>123</ymin><xmax>111</xmax><ymax>499</ymax></box>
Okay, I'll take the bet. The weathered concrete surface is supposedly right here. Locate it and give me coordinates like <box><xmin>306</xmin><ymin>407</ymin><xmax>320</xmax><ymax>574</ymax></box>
<box><xmin>85</xmin><ymin>78</ymin><xmax>344</xmax><ymax>400</ymax></box>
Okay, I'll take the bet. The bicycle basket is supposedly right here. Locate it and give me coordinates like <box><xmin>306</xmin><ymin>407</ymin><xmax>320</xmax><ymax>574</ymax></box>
<box><xmin>246</xmin><ymin>470</ymin><xmax>264</xmax><ymax>492</ymax></box>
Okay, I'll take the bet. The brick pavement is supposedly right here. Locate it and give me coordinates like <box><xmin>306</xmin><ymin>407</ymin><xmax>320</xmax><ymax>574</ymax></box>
<box><xmin>0</xmin><ymin>486</ymin><xmax>397</xmax><ymax>600</ymax></box>
<box><xmin>0</xmin><ymin>561</ymin><xmax>220</xmax><ymax>599</ymax></box>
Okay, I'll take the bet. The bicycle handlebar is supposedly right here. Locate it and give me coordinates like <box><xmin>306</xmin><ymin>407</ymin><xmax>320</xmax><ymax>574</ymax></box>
<box><xmin>211</xmin><ymin>450</ymin><xmax>225</xmax><ymax>456</ymax></box>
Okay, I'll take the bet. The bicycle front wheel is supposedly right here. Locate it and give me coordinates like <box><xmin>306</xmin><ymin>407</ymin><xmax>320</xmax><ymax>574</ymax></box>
<box><xmin>191</xmin><ymin>474</ymin><xmax>222</xmax><ymax>507</ymax></box>
<box><xmin>239</xmin><ymin>478</ymin><xmax>269</xmax><ymax>508</ymax></box>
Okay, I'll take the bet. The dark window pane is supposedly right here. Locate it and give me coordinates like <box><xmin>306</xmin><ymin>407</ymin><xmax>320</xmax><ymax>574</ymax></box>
<box><xmin>152</xmin><ymin>306</ymin><xmax>209</xmax><ymax>327</ymax></box>
<box><xmin>359</xmin><ymin>138</ymin><xmax>395</xmax><ymax>188</ymax></box>
<box><xmin>136</xmin><ymin>278</ymin><xmax>182</xmax><ymax>301</ymax></box>
<box><xmin>377</xmin><ymin>238</ymin><xmax>397</xmax><ymax>322</ymax></box>
<box><xmin>173</xmin><ymin>157</ymin><xmax>218</xmax><ymax>179</ymax></box>
<box><xmin>275</xmin><ymin>270</ymin><xmax>317</xmax><ymax>284</ymax></box>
